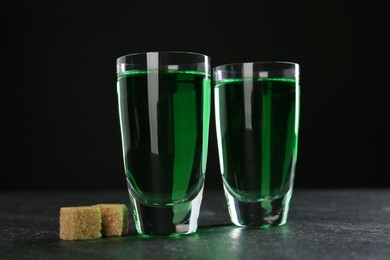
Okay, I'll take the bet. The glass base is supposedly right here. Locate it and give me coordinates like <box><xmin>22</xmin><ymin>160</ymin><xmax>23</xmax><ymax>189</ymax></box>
<box><xmin>128</xmin><ymin>188</ymin><xmax>203</xmax><ymax>236</ymax></box>
<box><xmin>224</xmin><ymin>187</ymin><xmax>293</xmax><ymax>228</ymax></box>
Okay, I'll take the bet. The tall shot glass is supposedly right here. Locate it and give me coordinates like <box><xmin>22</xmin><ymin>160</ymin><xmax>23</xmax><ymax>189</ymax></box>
<box><xmin>214</xmin><ymin>62</ymin><xmax>300</xmax><ymax>227</ymax></box>
<box><xmin>116</xmin><ymin>51</ymin><xmax>211</xmax><ymax>235</ymax></box>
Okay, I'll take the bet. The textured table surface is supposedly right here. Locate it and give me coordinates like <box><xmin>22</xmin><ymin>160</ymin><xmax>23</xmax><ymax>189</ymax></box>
<box><xmin>1</xmin><ymin>189</ymin><xmax>389</xmax><ymax>260</ymax></box>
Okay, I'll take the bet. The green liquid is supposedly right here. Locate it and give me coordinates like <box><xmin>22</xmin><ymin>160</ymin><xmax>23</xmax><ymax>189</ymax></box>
<box><xmin>215</xmin><ymin>78</ymin><xmax>299</xmax><ymax>201</ymax></box>
<box><xmin>117</xmin><ymin>70</ymin><xmax>210</xmax><ymax>206</ymax></box>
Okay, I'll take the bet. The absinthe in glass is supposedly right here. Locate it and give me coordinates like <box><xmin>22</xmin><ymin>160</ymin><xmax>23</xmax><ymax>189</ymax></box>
<box><xmin>215</xmin><ymin>78</ymin><xmax>299</xmax><ymax>202</ymax></box>
<box><xmin>117</xmin><ymin>70</ymin><xmax>210</xmax><ymax>206</ymax></box>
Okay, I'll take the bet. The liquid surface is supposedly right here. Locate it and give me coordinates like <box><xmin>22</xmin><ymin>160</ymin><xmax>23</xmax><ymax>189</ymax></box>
<box><xmin>214</xmin><ymin>78</ymin><xmax>299</xmax><ymax>201</ymax></box>
<box><xmin>117</xmin><ymin>70</ymin><xmax>210</xmax><ymax>205</ymax></box>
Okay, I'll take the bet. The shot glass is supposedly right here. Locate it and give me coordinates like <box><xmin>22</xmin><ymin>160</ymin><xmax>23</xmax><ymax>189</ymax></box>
<box><xmin>214</xmin><ymin>62</ymin><xmax>300</xmax><ymax>227</ymax></box>
<box><xmin>116</xmin><ymin>51</ymin><xmax>211</xmax><ymax>235</ymax></box>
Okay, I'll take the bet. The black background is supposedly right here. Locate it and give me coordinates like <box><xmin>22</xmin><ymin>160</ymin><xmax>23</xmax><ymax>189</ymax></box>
<box><xmin>2</xmin><ymin>0</ymin><xmax>388</xmax><ymax>191</ymax></box>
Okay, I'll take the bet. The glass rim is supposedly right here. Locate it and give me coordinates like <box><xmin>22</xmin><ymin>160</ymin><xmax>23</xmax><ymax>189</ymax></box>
<box><xmin>116</xmin><ymin>50</ymin><xmax>210</xmax><ymax>62</ymax></box>
<box><xmin>116</xmin><ymin>51</ymin><xmax>211</xmax><ymax>75</ymax></box>
<box><xmin>213</xmin><ymin>61</ymin><xmax>300</xmax><ymax>81</ymax></box>
<box><xmin>214</xmin><ymin>61</ymin><xmax>299</xmax><ymax>71</ymax></box>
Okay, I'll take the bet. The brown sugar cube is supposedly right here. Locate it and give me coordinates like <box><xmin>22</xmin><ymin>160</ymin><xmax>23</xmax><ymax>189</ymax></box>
<box><xmin>60</xmin><ymin>206</ymin><xmax>102</xmax><ymax>240</ymax></box>
<box><xmin>93</xmin><ymin>204</ymin><xmax>129</xmax><ymax>236</ymax></box>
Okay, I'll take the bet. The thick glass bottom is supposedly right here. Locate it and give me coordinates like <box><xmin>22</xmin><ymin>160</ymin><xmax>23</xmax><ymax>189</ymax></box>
<box><xmin>224</xmin><ymin>186</ymin><xmax>293</xmax><ymax>228</ymax></box>
<box><xmin>128</xmin><ymin>188</ymin><xmax>204</xmax><ymax>236</ymax></box>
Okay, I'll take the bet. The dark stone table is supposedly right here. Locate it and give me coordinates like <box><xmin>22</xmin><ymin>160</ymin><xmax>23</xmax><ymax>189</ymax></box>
<box><xmin>1</xmin><ymin>189</ymin><xmax>389</xmax><ymax>259</ymax></box>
